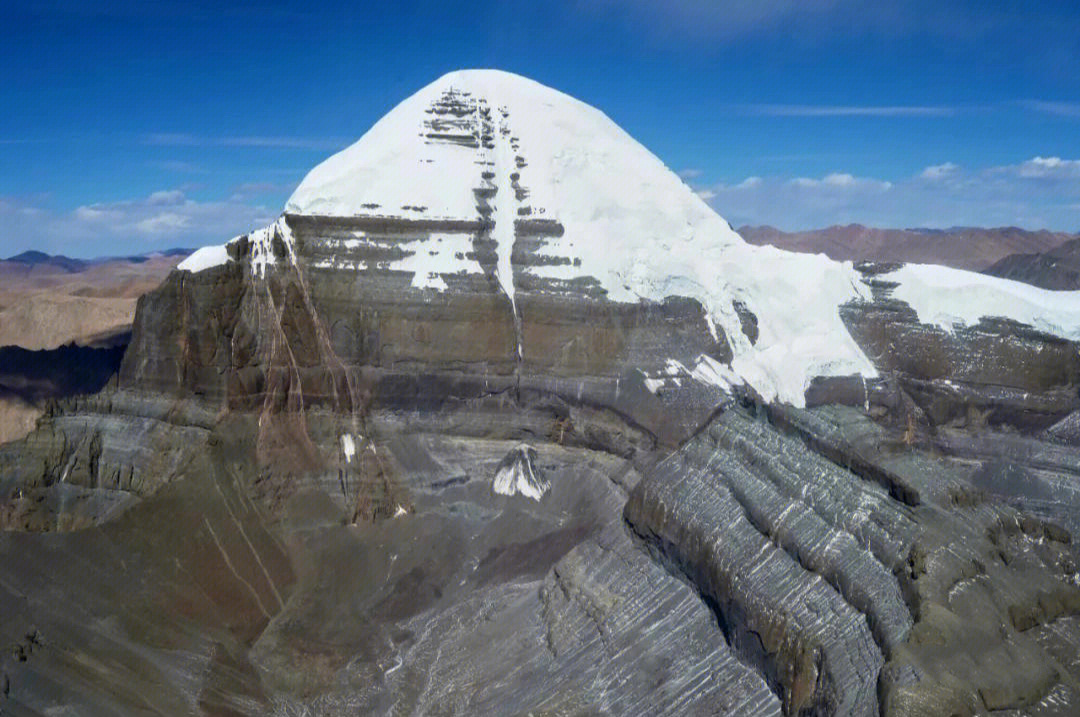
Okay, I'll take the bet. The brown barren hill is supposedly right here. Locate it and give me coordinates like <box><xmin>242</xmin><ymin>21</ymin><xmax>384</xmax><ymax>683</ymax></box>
<box><xmin>0</xmin><ymin>251</ymin><xmax>187</xmax><ymax>444</ymax></box>
<box><xmin>983</xmin><ymin>236</ymin><xmax>1080</xmax><ymax>290</ymax></box>
<box><xmin>0</xmin><ymin>395</ymin><xmax>40</xmax><ymax>445</ymax></box>
<box><xmin>0</xmin><ymin>253</ymin><xmax>185</xmax><ymax>349</ymax></box>
<box><xmin>738</xmin><ymin>224</ymin><xmax>1077</xmax><ymax>272</ymax></box>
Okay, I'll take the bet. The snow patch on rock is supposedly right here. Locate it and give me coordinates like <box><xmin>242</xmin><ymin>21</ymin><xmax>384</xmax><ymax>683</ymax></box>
<box><xmin>310</xmin><ymin>232</ymin><xmax>481</xmax><ymax>289</ymax></box>
<box><xmin>247</xmin><ymin>217</ymin><xmax>294</xmax><ymax>278</ymax></box>
<box><xmin>177</xmin><ymin>216</ymin><xmax>294</xmax><ymax>278</ymax></box>
<box><xmin>643</xmin><ymin>355</ymin><xmax>742</xmax><ymax>395</ymax></box>
<box><xmin>492</xmin><ymin>444</ymin><xmax>548</xmax><ymax>501</ymax></box>
<box><xmin>882</xmin><ymin>263</ymin><xmax>1080</xmax><ymax>340</ymax></box>
<box><xmin>340</xmin><ymin>434</ymin><xmax>357</xmax><ymax>463</ymax></box>
<box><xmin>177</xmin><ymin>244</ymin><xmax>229</xmax><ymax>273</ymax></box>
<box><xmin>393</xmin><ymin>232</ymin><xmax>481</xmax><ymax>290</ymax></box>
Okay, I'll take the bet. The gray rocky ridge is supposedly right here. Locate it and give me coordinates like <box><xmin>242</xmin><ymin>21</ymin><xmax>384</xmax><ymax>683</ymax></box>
<box><xmin>1</xmin><ymin>70</ymin><xmax>1080</xmax><ymax>716</ymax></box>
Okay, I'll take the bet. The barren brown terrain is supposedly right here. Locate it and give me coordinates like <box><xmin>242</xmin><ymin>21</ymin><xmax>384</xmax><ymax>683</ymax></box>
<box><xmin>0</xmin><ymin>395</ymin><xmax>39</xmax><ymax>445</ymax></box>
<box><xmin>0</xmin><ymin>252</ymin><xmax>187</xmax><ymax>444</ymax></box>
<box><xmin>984</xmin><ymin>236</ymin><xmax>1080</xmax><ymax>290</ymax></box>
<box><xmin>0</xmin><ymin>254</ymin><xmax>185</xmax><ymax>348</ymax></box>
<box><xmin>738</xmin><ymin>224</ymin><xmax>1077</xmax><ymax>271</ymax></box>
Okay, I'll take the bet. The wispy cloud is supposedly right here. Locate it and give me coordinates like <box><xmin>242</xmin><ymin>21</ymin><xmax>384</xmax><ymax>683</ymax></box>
<box><xmin>734</xmin><ymin>103</ymin><xmax>957</xmax><ymax>118</ymax></box>
<box><xmin>228</xmin><ymin>181</ymin><xmax>296</xmax><ymax>201</ymax></box>
<box><xmin>1021</xmin><ymin>100</ymin><xmax>1080</xmax><ymax>118</ymax></box>
<box><xmin>149</xmin><ymin>159</ymin><xmax>209</xmax><ymax>174</ymax></box>
<box><xmin>920</xmin><ymin>162</ymin><xmax>960</xmax><ymax>180</ymax></box>
<box><xmin>722</xmin><ymin>101</ymin><xmax>1080</xmax><ymax>121</ymax></box>
<box><xmin>13</xmin><ymin>1</ymin><xmax>311</xmax><ymax>22</ymax></box>
<box><xmin>142</xmin><ymin>133</ymin><xmax>346</xmax><ymax>150</ymax></box>
<box><xmin>0</xmin><ymin>188</ymin><xmax>276</xmax><ymax>256</ymax></box>
<box><xmin>690</xmin><ymin>156</ymin><xmax>1080</xmax><ymax>230</ymax></box>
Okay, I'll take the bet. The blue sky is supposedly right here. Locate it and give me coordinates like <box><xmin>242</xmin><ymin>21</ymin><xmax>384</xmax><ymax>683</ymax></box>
<box><xmin>3</xmin><ymin>0</ymin><xmax>1080</xmax><ymax>257</ymax></box>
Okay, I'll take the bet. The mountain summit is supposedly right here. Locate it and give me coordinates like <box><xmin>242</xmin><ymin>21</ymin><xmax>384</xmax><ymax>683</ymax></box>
<box><xmin>183</xmin><ymin>69</ymin><xmax>1080</xmax><ymax>407</ymax></box>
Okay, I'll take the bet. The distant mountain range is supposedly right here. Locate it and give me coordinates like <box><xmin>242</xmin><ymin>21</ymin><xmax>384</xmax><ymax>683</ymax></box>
<box><xmin>0</xmin><ymin>248</ymin><xmax>193</xmax><ymax>352</ymax></box>
<box><xmin>2</xmin><ymin>247</ymin><xmax>191</xmax><ymax>273</ymax></box>
<box><xmin>737</xmin><ymin>224</ymin><xmax>1078</xmax><ymax>273</ymax></box>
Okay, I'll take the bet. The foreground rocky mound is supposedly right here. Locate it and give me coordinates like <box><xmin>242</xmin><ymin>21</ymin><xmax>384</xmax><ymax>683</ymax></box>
<box><xmin>2</xmin><ymin>70</ymin><xmax>1080</xmax><ymax>716</ymax></box>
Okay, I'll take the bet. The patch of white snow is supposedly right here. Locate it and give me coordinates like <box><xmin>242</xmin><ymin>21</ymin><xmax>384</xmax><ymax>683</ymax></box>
<box><xmin>881</xmin><ymin>263</ymin><xmax>1080</xmax><ymax>340</ymax></box>
<box><xmin>391</xmin><ymin>232</ymin><xmax>480</xmax><ymax>290</ymax></box>
<box><xmin>340</xmin><ymin>434</ymin><xmax>357</xmax><ymax>463</ymax></box>
<box><xmin>177</xmin><ymin>244</ymin><xmax>229</xmax><ymax>273</ymax></box>
<box><xmin>492</xmin><ymin>444</ymin><xmax>549</xmax><ymax>501</ymax></box>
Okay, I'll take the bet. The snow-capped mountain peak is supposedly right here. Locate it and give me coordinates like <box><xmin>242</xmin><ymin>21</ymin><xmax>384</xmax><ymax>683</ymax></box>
<box><xmin>179</xmin><ymin>69</ymin><xmax>1080</xmax><ymax>408</ymax></box>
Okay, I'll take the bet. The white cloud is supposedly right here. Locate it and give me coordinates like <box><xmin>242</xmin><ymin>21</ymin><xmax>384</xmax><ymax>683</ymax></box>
<box><xmin>789</xmin><ymin>172</ymin><xmax>891</xmax><ymax>190</ymax></box>
<box><xmin>73</xmin><ymin>205</ymin><xmax>112</xmax><ymax>221</ymax></box>
<box><xmin>146</xmin><ymin>189</ymin><xmax>186</xmax><ymax>205</ymax></box>
<box><xmin>696</xmin><ymin>157</ymin><xmax>1080</xmax><ymax>230</ymax></box>
<box><xmin>679</xmin><ymin>168</ymin><xmax>704</xmax><ymax>179</ymax></box>
<box><xmin>0</xmin><ymin>189</ymin><xmax>276</xmax><ymax>257</ymax></box>
<box><xmin>920</xmin><ymin>162</ymin><xmax>959</xmax><ymax>180</ymax></box>
<box><xmin>135</xmin><ymin>212</ymin><xmax>189</xmax><ymax>235</ymax></box>
<box><xmin>1014</xmin><ymin>156</ymin><xmax>1080</xmax><ymax>179</ymax></box>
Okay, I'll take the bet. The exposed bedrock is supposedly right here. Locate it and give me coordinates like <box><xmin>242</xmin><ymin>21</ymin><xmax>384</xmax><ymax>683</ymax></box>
<box><xmin>839</xmin><ymin>277</ymin><xmax>1080</xmax><ymax>434</ymax></box>
<box><xmin>118</xmin><ymin>215</ymin><xmax>729</xmax><ymax>445</ymax></box>
<box><xmin>243</xmin><ymin>432</ymin><xmax>782</xmax><ymax>715</ymax></box>
<box><xmin>626</xmin><ymin>403</ymin><xmax>1080</xmax><ymax>716</ymax></box>
<box><xmin>0</xmin><ymin>390</ymin><xmax>217</xmax><ymax>531</ymax></box>
<box><xmin>0</xmin><ymin>435</ymin><xmax>294</xmax><ymax>715</ymax></box>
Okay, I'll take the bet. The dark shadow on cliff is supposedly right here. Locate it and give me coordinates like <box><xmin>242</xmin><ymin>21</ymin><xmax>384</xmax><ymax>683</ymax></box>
<box><xmin>0</xmin><ymin>331</ymin><xmax>130</xmax><ymax>404</ymax></box>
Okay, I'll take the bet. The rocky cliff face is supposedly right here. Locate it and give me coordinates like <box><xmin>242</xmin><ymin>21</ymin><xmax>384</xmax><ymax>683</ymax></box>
<box><xmin>2</xmin><ymin>70</ymin><xmax>1079</xmax><ymax>716</ymax></box>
